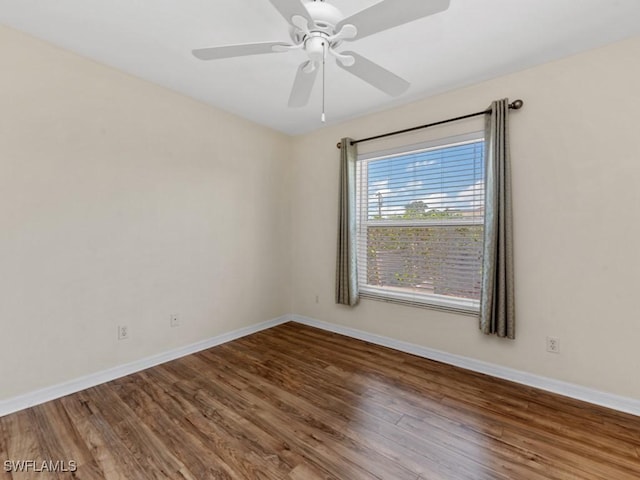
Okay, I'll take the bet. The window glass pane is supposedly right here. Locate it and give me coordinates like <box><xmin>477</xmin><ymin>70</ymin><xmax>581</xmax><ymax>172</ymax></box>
<box><xmin>366</xmin><ymin>141</ymin><xmax>484</xmax><ymax>220</ymax></box>
<box><xmin>366</xmin><ymin>224</ymin><xmax>483</xmax><ymax>300</ymax></box>
<box><xmin>356</xmin><ymin>136</ymin><xmax>485</xmax><ymax>310</ymax></box>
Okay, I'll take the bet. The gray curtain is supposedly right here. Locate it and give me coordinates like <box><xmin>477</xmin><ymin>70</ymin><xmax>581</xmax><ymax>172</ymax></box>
<box><xmin>335</xmin><ymin>138</ymin><xmax>359</xmax><ymax>306</ymax></box>
<box><xmin>480</xmin><ymin>99</ymin><xmax>515</xmax><ymax>338</ymax></box>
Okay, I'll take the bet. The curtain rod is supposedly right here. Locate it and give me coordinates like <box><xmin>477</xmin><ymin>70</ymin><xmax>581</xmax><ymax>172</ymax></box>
<box><xmin>336</xmin><ymin>99</ymin><xmax>524</xmax><ymax>149</ymax></box>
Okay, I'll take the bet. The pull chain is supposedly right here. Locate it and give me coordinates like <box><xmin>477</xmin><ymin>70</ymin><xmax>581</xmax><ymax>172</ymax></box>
<box><xmin>321</xmin><ymin>40</ymin><xmax>326</xmax><ymax>123</ymax></box>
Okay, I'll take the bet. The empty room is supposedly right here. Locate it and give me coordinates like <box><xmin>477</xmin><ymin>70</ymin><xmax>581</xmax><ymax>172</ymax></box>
<box><xmin>1</xmin><ymin>0</ymin><xmax>640</xmax><ymax>478</ymax></box>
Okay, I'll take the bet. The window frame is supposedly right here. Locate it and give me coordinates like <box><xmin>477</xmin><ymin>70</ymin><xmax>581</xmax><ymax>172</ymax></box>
<box><xmin>356</xmin><ymin>131</ymin><xmax>485</xmax><ymax>315</ymax></box>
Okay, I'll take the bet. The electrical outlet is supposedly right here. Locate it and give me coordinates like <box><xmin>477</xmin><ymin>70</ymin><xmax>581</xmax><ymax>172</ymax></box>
<box><xmin>546</xmin><ymin>336</ymin><xmax>559</xmax><ymax>353</ymax></box>
<box><xmin>118</xmin><ymin>325</ymin><xmax>129</xmax><ymax>340</ymax></box>
<box><xmin>170</xmin><ymin>314</ymin><xmax>180</xmax><ymax>328</ymax></box>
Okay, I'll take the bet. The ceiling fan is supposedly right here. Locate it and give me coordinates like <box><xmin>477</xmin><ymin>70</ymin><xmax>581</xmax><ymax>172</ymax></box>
<box><xmin>192</xmin><ymin>0</ymin><xmax>451</xmax><ymax>112</ymax></box>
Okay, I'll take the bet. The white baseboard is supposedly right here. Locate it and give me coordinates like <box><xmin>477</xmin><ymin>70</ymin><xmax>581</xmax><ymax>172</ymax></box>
<box><xmin>291</xmin><ymin>314</ymin><xmax>640</xmax><ymax>417</ymax></box>
<box><xmin>0</xmin><ymin>315</ymin><xmax>290</xmax><ymax>418</ymax></box>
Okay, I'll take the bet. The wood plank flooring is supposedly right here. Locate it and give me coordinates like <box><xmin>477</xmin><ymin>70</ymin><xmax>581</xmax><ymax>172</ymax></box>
<box><xmin>1</xmin><ymin>322</ymin><xmax>639</xmax><ymax>479</ymax></box>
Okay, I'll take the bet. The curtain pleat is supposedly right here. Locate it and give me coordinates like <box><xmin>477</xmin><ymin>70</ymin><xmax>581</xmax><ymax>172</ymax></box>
<box><xmin>480</xmin><ymin>99</ymin><xmax>515</xmax><ymax>338</ymax></box>
<box><xmin>335</xmin><ymin>138</ymin><xmax>359</xmax><ymax>306</ymax></box>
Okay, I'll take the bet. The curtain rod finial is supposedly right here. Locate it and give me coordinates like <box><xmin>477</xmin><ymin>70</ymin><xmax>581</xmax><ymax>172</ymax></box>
<box><xmin>510</xmin><ymin>99</ymin><xmax>524</xmax><ymax>110</ymax></box>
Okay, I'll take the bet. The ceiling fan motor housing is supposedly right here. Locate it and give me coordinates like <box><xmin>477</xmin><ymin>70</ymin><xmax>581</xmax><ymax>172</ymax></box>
<box><xmin>295</xmin><ymin>1</ymin><xmax>345</xmax><ymax>61</ymax></box>
<box><xmin>306</xmin><ymin>1</ymin><xmax>343</xmax><ymax>31</ymax></box>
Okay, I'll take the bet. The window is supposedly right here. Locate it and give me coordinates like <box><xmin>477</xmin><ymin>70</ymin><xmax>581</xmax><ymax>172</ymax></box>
<box><xmin>356</xmin><ymin>133</ymin><xmax>485</xmax><ymax>313</ymax></box>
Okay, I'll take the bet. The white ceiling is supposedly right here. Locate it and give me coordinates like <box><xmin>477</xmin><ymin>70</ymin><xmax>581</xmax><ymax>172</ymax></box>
<box><xmin>1</xmin><ymin>0</ymin><xmax>639</xmax><ymax>135</ymax></box>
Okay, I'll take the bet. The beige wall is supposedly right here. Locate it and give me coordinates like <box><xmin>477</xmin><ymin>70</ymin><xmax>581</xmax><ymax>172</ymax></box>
<box><xmin>0</xmin><ymin>26</ymin><xmax>292</xmax><ymax>400</ymax></box>
<box><xmin>291</xmin><ymin>36</ymin><xmax>640</xmax><ymax>400</ymax></box>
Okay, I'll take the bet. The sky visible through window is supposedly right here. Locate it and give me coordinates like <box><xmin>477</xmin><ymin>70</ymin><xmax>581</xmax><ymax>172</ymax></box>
<box><xmin>366</xmin><ymin>139</ymin><xmax>485</xmax><ymax>220</ymax></box>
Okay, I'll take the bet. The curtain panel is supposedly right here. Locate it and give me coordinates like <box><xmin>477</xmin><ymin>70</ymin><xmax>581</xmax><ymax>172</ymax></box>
<box><xmin>480</xmin><ymin>99</ymin><xmax>516</xmax><ymax>338</ymax></box>
<box><xmin>335</xmin><ymin>138</ymin><xmax>359</xmax><ymax>306</ymax></box>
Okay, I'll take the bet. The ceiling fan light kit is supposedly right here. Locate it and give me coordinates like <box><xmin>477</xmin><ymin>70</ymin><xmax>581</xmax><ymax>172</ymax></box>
<box><xmin>192</xmin><ymin>0</ymin><xmax>451</xmax><ymax>119</ymax></box>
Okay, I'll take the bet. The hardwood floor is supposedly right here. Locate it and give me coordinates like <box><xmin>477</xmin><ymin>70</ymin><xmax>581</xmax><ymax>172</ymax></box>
<box><xmin>1</xmin><ymin>322</ymin><xmax>639</xmax><ymax>479</ymax></box>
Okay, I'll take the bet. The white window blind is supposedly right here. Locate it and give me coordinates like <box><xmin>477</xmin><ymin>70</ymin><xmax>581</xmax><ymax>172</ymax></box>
<box><xmin>356</xmin><ymin>134</ymin><xmax>485</xmax><ymax>313</ymax></box>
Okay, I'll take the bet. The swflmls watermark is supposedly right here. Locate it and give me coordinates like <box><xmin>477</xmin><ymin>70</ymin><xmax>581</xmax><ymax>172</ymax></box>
<box><xmin>4</xmin><ymin>460</ymin><xmax>77</xmax><ymax>473</ymax></box>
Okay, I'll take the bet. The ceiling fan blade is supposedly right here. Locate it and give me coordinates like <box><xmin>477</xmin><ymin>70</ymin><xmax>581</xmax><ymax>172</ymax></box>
<box><xmin>288</xmin><ymin>62</ymin><xmax>318</xmax><ymax>108</ymax></box>
<box><xmin>268</xmin><ymin>0</ymin><xmax>314</xmax><ymax>26</ymax></box>
<box><xmin>337</xmin><ymin>52</ymin><xmax>409</xmax><ymax>97</ymax></box>
<box><xmin>337</xmin><ymin>0</ymin><xmax>450</xmax><ymax>40</ymax></box>
<box><xmin>192</xmin><ymin>41</ymin><xmax>291</xmax><ymax>61</ymax></box>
